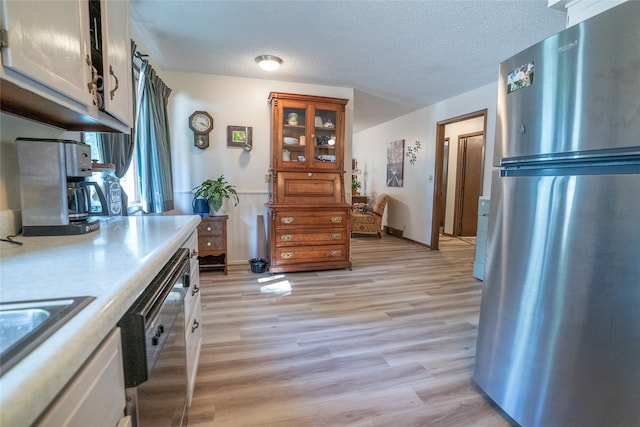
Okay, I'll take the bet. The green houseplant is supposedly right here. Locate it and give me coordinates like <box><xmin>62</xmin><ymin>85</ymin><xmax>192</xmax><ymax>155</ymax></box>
<box><xmin>192</xmin><ymin>175</ymin><xmax>239</xmax><ymax>214</ymax></box>
<box><xmin>351</xmin><ymin>177</ymin><xmax>362</xmax><ymax>195</ymax></box>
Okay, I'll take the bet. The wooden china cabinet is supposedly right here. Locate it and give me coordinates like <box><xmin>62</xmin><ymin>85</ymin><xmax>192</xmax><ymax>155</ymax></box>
<box><xmin>266</xmin><ymin>92</ymin><xmax>351</xmax><ymax>273</ymax></box>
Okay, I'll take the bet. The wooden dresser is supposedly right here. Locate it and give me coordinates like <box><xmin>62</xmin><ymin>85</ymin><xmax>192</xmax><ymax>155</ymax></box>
<box><xmin>266</xmin><ymin>92</ymin><xmax>351</xmax><ymax>273</ymax></box>
<box><xmin>197</xmin><ymin>215</ymin><xmax>227</xmax><ymax>274</ymax></box>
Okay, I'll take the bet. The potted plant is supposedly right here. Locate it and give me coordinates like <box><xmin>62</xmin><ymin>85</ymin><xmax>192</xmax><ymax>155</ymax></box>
<box><xmin>192</xmin><ymin>175</ymin><xmax>239</xmax><ymax>216</ymax></box>
<box><xmin>351</xmin><ymin>177</ymin><xmax>362</xmax><ymax>195</ymax></box>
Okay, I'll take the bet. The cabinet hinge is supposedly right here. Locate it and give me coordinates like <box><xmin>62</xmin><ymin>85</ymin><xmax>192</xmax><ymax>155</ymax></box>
<box><xmin>0</xmin><ymin>29</ymin><xmax>8</xmax><ymax>48</ymax></box>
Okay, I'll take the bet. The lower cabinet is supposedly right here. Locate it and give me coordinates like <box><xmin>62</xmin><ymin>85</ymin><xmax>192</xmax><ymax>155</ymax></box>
<box><xmin>197</xmin><ymin>216</ymin><xmax>228</xmax><ymax>274</ymax></box>
<box><xmin>35</xmin><ymin>328</ymin><xmax>129</xmax><ymax>427</ymax></box>
<box><xmin>182</xmin><ymin>230</ymin><xmax>202</xmax><ymax>406</ymax></box>
<box><xmin>268</xmin><ymin>206</ymin><xmax>351</xmax><ymax>273</ymax></box>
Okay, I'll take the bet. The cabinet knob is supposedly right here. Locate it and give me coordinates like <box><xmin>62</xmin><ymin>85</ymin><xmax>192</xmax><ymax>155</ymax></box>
<box><xmin>330</xmin><ymin>216</ymin><xmax>343</xmax><ymax>223</ymax></box>
<box><xmin>281</xmin><ymin>252</ymin><xmax>294</xmax><ymax>259</ymax></box>
<box><xmin>281</xmin><ymin>234</ymin><xmax>294</xmax><ymax>242</ymax></box>
<box><xmin>331</xmin><ymin>233</ymin><xmax>341</xmax><ymax>240</ymax></box>
<box><xmin>330</xmin><ymin>250</ymin><xmax>342</xmax><ymax>257</ymax></box>
<box><xmin>207</xmin><ymin>242</ymin><xmax>212</xmax><ymax>246</ymax></box>
<box><xmin>281</xmin><ymin>217</ymin><xmax>294</xmax><ymax>224</ymax></box>
<box><xmin>206</xmin><ymin>226</ymin><xmax>212</xmax><ymax>232</ymax></box>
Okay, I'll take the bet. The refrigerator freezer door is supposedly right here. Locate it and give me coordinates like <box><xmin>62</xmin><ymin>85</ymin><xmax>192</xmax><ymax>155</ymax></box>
<box><xmin>493</xmin><ymin>1</ymin><xmax>640</xmax><ymax>165</ymax></box>
<box><xmin>474</xmin><ymin>171</ymin><xmax>640</xmax><ymax>427</ymax></box>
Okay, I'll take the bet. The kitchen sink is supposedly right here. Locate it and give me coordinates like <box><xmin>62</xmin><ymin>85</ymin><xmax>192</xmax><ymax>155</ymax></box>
<box><xmin>0</xmin><ymin>296</ymin><xmax>94</xmax><ymax>376</ymax></box>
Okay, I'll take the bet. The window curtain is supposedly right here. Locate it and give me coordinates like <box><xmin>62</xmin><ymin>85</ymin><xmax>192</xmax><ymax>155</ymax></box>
<box><xmin>95</xmin><ymin>133</ymin><xmax>134</xmax><ymax>179</ymax></box>
<box><xmin>134</xmin><ymin>55</ymin><xmax>174</xmax><ymax>213</ymax></box>
<box><xmin>93</xmin><ymin>44</ymin><xmax>136</xmax><ymax>213</ymax></box>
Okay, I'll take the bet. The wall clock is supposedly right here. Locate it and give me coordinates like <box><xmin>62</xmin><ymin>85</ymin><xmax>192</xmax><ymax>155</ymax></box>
<box><xmin>189</xmin><ymin>111</ymin><xmax>213</xmax><ymax>149</ymax></box>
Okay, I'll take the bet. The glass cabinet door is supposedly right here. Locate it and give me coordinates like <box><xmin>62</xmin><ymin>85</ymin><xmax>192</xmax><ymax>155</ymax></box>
<box><xmin>282</xmin><ymin>106</ymin><xmax>307</xmax><ymax>165</ymax></box>
<box><xmin>311</xmin><ymin>108</ymin><xmax>338</xmax><ymax>167</ymax></box>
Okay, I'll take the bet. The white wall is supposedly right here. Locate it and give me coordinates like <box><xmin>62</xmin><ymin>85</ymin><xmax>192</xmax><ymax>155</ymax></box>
<box><xmin>353</xmin><ymin>82</ymin><xmax>498</xmax><ymax>247</ymax></box>
<box><xmin>162</xmin><ymin>71</ymin><xmax>354</xmax><ymax>264</ymax></box>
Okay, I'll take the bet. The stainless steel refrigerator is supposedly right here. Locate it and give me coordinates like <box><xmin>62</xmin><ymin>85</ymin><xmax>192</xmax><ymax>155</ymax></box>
<box><xmin>474</xmin><ymin>2</ymin><xmax>640</xmax><ymax>426</ymax></box>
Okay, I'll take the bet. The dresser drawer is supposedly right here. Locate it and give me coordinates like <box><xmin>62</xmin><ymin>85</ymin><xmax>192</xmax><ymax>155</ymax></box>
<box><xmin>197</xmin><ymin>220</ymin><xmax>224</xmax><ymax>236</ymax></box>
<box><xmin>272</xmin><ymin>244</ymin><xmax>348</xmax><ymax>265</ymax></box>
<box><xmin>274</xmin><ymin>210</ymin><xmax>348</xmax><ymax>227</ymax></box>
<box><xmin>199</xmin><ymin>236</ymin><xmax>224</xmax><ymax>251</ymax></box>
<box><xmin>275</xmin><ymin>228</ymin><xmax>347</xmax><ymax>246</ymax></box>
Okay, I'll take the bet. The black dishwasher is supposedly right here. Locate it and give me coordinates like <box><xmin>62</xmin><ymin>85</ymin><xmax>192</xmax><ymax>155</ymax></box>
<box><xmin>119</xmin><ymin>248</ymin><xmax>190</xmax><ymax>427</ymax></box>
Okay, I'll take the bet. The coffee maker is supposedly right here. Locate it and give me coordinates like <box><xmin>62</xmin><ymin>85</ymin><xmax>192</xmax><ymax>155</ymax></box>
<box><xmin>17</xmin><ymin>138</ymin><xmax>106</xmax><ymax>236</ymax></box>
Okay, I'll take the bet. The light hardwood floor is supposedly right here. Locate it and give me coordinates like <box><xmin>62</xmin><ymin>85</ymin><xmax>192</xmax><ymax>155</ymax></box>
<box><xmin>190</xmin><ymin>235</ymin><xmax>516</xmax><ymax>426</ymax></box>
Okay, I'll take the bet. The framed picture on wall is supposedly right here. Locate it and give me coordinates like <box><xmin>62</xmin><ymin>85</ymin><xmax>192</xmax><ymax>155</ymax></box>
<box><xmin>386</xmin><ymin>139</ymin><xmax>404</xmax><ymax>187</ymax></box>
<box><xmin>227</xmin><ymin>125</ymin><xmax>253</xmax><ymax>150</ymax></box>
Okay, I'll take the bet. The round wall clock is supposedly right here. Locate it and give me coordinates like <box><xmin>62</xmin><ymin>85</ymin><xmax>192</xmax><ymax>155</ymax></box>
<box><xmin>189</xmin><ymin>111</ymin><xmax>214</xmax><ymax>149</ymax></box>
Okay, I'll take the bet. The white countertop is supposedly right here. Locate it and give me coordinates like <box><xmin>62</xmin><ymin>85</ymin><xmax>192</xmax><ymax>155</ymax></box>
<box><xmin>0</xmin><ymin>215</ymin><xmax>200</xmax><ymax>427</ymax></box>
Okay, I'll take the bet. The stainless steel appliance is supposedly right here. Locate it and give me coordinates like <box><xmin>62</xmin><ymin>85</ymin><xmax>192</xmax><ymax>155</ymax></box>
<box><xmin>16</xmin><ymin>138</ymin><xmax>107</xmax><ymax>236</ymax></box>
<box><xmin>119</xmin><ymin>248</ymin><xmax>190</xmax><ymax>427</ymax></box>
<box><xmin>474</xmin><ymin>3</ymin><xmax>640</xmax><ymax>426</ymax></box>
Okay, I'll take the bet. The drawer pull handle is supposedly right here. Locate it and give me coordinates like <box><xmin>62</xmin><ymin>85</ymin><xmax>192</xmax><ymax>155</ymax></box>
<box><xmin>281</xmin><ymin>234</ymin><xmax>294</xmax><ymax>242</ymax></box>
<box><xmin>330</xmin><ymin>250</ymin><xmax>342</xmax><ymax>257</ymax></box>
<box><xmin>191</xmin><ymin>319</ymin><xmax>200</xmax><ymax>333</ymax></box>
<box><xmin>281</xmin><ymin>217</ymin><xmax>294</xmax><ymax>224</ymax></box>
<box><xmin>281</xmin><ymin>252</ymin><xmax>294</xmax><ymax>259</ymax></box>
<box><xmin>331</xmin><ymin>233</ymin><xmax>341</xmax><ymax>240</ymax></box>
<box><xmin>192</xmin><ymin>284</ymin><xmax>200</xmax><ymax>296</ymax></box>
<box><xmin>330</xmin><ymin>216</ymin><xmax>343</xmax><ymax>223</ymax></box>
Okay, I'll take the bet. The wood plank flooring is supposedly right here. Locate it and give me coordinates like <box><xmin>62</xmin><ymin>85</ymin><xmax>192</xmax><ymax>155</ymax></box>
<box><xmin>190</xmin><ymin>235</ymin><xmax>516</xmax><ymax>426</ymax></box>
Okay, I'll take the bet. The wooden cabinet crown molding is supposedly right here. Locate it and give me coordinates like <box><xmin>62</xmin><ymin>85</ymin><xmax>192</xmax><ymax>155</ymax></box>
<box><xmin>268</xmin><ymin>92</ymin><xmax>349</xmax><ymax>109</ymax></box>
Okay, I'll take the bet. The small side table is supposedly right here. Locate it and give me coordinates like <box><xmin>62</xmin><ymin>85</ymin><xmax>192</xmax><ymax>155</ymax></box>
<box><xmin>197</xmin><ymin>215</ymin><xmax>227</xmax><ymax>274</ymax></box>
<box><xmin>352</xmin><ymin>195</ymin><xmax>368</xmax><ymax>204</ymax></box>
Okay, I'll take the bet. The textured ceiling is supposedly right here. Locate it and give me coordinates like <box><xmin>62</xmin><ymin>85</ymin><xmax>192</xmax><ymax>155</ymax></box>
<box><xmin>130</xmin><ymin>0</ymin><xmax>566</xmax><ymax>132</ymax></box>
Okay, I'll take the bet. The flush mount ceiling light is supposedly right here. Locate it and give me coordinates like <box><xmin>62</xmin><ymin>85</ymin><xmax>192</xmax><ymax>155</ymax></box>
<box><xmin>255</xmin><ymin>55</ymin><xmax>282</xmax><ymax>71</ymax></box>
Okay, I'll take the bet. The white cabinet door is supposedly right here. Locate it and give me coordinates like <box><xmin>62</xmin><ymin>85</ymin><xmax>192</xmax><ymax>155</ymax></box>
<box><xmin>182</xmin><ymin>230</ymin><xmax>202</xmax><ymax>406</ymax></box>
<box><xmin>101</xmin><ymin>0</ymin><xmax>133</xmax><ymax>127</ymax></box>
<box><xmin>0</xmin><ymin>0</ymin><xmax>93</xmax><ymax>106</ymax></box>
<box><xmin>186</xmin><ymin>292</ymin><xmax>203</xmax><ymax>405</ymax></box>
<box><xmin>35</xmin><ymin>328</ymin><xmax>127</xmax><ymax>427</ymax></box>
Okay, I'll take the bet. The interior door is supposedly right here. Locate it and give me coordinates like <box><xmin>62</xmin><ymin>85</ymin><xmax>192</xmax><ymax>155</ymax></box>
<box><xmin>454</xmin><ymin>134</ymin><xmax>484</xmax><ymax>236</ymax></box>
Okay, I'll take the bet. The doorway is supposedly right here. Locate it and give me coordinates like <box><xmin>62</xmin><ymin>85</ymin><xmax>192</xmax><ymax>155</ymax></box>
<box><xmin>453</xmin><ymin>132</ymin><xmax>484</xmax><ymax>237</ymax></box>
<box><xmin>431</xmin><ymin>109</ymin><xmax>487</xmax><ymax>250</ymax></box>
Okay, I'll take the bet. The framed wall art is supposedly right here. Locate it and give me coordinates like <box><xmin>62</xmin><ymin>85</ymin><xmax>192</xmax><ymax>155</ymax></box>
<box><xmin>227</xmin><ymin>125</ymin><xmax>253</xmax><ymax>150</ymax></box>
<box><xmin>386</xmin><ymin>139</ymin><xmax>404</xmax><ymax>187</ymax></box>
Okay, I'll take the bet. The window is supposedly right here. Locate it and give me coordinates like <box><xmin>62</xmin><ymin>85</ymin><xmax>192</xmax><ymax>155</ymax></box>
<box><xmin>83</xmin><ymin>132</ymin><xmax>141</xmax><ymax>208</ymax></box>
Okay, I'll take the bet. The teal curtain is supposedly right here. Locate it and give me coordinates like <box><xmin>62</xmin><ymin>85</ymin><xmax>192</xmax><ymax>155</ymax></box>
<box><xmin>134</xmin><ymin>59</ymin><xmax>174</xmax><ymax>213</ymax></box>
<box><xmin>96</xmin><ymin>133</ymin><xmax>134</xmax><ymax>179</ymax></box>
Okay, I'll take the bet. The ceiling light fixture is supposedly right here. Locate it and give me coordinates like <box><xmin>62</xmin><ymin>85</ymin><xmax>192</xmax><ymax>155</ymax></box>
<box><xmin>255</xmin><ymin>55</ymin><xmax>282</xmax><ymax>71</ymax></box>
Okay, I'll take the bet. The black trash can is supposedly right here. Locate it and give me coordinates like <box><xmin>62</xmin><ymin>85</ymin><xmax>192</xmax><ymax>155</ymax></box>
<box><xmin>248</xmin><ymin>258</ymin><xmax>268</xmax><ymax>273</ymax></box>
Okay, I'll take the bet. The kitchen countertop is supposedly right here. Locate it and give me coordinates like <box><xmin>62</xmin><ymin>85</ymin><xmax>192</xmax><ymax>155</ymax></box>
<box><xmin>0</xmin><ymin>215</ymin><xmax>200</xmax><ymax>427</ymax></box>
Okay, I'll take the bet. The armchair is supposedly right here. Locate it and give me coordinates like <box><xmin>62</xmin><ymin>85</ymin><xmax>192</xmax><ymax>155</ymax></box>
<box><xmin>350</xmin><ymin>193</ymin><xmax>389</xmax><ymax>238</ymax></box>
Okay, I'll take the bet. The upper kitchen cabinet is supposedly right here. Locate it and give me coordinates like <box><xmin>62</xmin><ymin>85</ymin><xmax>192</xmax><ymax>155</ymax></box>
<box><xmin>269</xmin><ymin>92</ymin><xmax>348</xmax><ymax>172</ymax></box>
<box><xmin>90</xmin><ymin>0</ymin><xmax>133</xmax><ymax>126</ymax></box>
<box><xmin>0</xmin><ymin>0</ymin><xmax>132</xmax><ymax>132</ymax></box>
